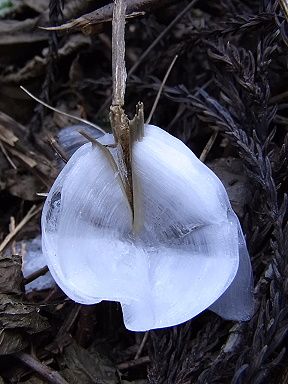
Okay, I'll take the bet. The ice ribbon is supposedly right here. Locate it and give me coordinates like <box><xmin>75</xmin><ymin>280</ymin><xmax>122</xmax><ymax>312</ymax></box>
<box><xmin>42</xmin><ymin>124</ymin><xmax>254</xmax><ymax>331</ymax></box>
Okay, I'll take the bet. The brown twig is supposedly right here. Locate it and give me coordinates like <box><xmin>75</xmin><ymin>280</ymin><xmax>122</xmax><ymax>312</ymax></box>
<box><xmin>0</xmin><ymin>205</ymin><xmax>42</xmax><ymax>253</ymax></box>
<box><xmin>24</xmin><ymin>265</ymin><xmax>50</xmax><ymax>285</ymax></box>
<box><xmin>199</xmin><ymin>130</ymin><xmax>219</xmax><ymax>162</ymax></box>
<box><xmin>97</xmin><ymin>0</ymin><xmax>199</xmax><ymax>116</ymax></box>
<box><xmin>112</xmin><ymin>0</ymin><xmax>127</xmax><ymax>107</ymax></box>
<box><xmin>20</xmin><ymin>86</ymin><xmax>105</xmax><ymax>135</ymax></box>
<box><xmin>134</xmin><ymin>331</ymin><xmax>149</xmax><ymax>359</ymax></box>
<box><xmin>0</xmin><ymin>140</ymin><xmax>17</xmax><ymax>169</ymax></box>
<box><xmin>109</xmin><ymin>0</ymin><xmax>135</xmax><ymax>210</ymax></box>
<box><xmin>40</xmin><ymin>0</ymin><xmax>177</xmax><ymax>33</ymax></box>
<box><xmin>146</xmin><ymin>55</ymin><xmax>178</xmax><ymax>124</ymax></box>
<box><xmin>280</xmin><ymin>0</ymin><xmax>288</xmax><ymax>21</ymax></box>
<box><xmin>48</xmin><ymin>135</ymin><xmax>69</xmax><ymax>163</ymax></box>
<box><xmin>57</xmin><ymin>304</ymin><xmax>81</xmax><ymax>338</ymax></box>
<box><xmin>117</xmin><ymin>355</ymin><xmax>150</xmax><ymax>370</ymax></box>
<box><xmin>15</xmin><ymin>352</ymin><xmax>69</xmax><ymax>384</ymax></box>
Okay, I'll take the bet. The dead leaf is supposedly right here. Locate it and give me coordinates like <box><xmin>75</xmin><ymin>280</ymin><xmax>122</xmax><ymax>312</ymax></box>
<box><xmin>0</xmin><ymin>294</ymin><xmax>48</xmax><ymax>333</ymax></box>
<box><xmin>59</xmin><ymin>342</ymin><xmax>117</xmax><ymax>384</ymax></box>
<box><xmin>0</xmin><ymin>293</ymin><xmax>49</xmax><ymax>355</ymax></box>
<box><xmin>7</xmin><ymin>148</ymin><xmax>37</xmax><ymax>168</ymax></box>
<box><xmin>0</xmin><ymin>34</ymin><xmax>90</xmax><ymax>84</ymax></box>
<box><xmin>40</xmin><ymin>0</ymin><xmax>175</xmax><ymax>34</ymax></box>
<box><xmin>0</xmin><ymin>328</ymin><xmax>27</xmax><ymax>355</ymax></box>
<box><xmin>0</xmin><ymin>254</ymin><xmax>49</xmax><ymax>355</ymax></box>
<box><xmin>0</xmin><ymin>254</ymin><xmax>23</xmax><ymax>294</ymax></box>
<box><xmin>0</xmin><ymin>112</ymin><xmax>57</xmax><ymax>191</ymax></box>
<box><xmin>0</xmin><ymin>111</ymin><xmax>26</xmax><ymax>141</ymax></box>
<box><xmin>0</xmin><ymin>125</ymin><xmax>18</xmax><ymax>146</ymax></box>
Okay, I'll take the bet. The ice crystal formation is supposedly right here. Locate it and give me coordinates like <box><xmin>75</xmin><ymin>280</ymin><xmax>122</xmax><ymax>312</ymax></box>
<box><xmin>42</xmin><ymin>124</ymin><xmax>253</xmax><ymax>331</ymax></box>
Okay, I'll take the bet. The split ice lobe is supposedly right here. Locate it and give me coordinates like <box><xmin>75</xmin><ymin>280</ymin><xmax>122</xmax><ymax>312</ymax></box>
<box><xmin>42</xmin><ymin>124</ymin><xmax>254</xmax><ymax>331</ymax></box>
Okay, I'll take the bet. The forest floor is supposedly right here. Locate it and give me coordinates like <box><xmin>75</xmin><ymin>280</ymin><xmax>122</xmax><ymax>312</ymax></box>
<box><xmin>0</xmin><ymin>0</ymin><xmax>288</xmax><ymax>383</ymax></box>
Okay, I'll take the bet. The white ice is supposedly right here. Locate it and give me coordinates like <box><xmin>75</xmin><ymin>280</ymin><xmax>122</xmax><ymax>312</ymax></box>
<box><xmin>42</xmin><ymin>124</ymin><xmax>254</xmax><ymax>331</ymax></box>
<box><xmin>21</xmin><ymin>236</ymin><xmax>55</xmax><ymax>292</ymax></box>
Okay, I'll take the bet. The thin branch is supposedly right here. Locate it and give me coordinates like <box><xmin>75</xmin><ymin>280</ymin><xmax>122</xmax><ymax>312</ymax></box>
<box><xmin>40</xmin><ymin>0</ymin><xmax>177</xmax><ymax>33</ymax></box>
<box><xmin>97</xmin><ymin>0</ymin><xmax>199</xmax><ymax>116</ymax></box>
<box><xmin>109</xmin><ymin>0</ymin><xmax>134</xmax><ymax>210</ymax></box>
<box><xmin>47</xmin><ymin>135</ymin><xmax>69</xmax><ymax>163</ymax></box>
<box><xmin>199</xmin><ymin>130</ymin><xmax>219</xmax><ymax>162</ymax></box>
<box><xmin>24</xmin><ymin>265</ymin><xmax>49</xmax><ymax>285</ymax></box>
<box><xmin>134</xmin><ymin>331</ymin><xmax>149</xmax><ymax>360</ymax></box>
<box><xmin>15</xmin><ymin>352</ymin><xmax>69</xmax><ymax>384</ymax></box>
<box><xmin>112</xmin><ymin>0</ymin><xmax>127</xmax><ymax>107</ymax></box>
<box><xmin>280</xmin><ymin>0</ymin><xmax>288</xmax><ymax>21</ymax></box>
<box><xmin>0</xmin><ymin>205</ymin><xmax>42</xmax><ymax>254</ymax></box>
<box><xmin>41</xmin><ymin>11</ymin><xmax>145</xmax><ymax>32</ymax></box>
<box><xmin>146</xmin><ymin>55</ymin><xmax>178</xmax><ymax>124</ymax></box>
<box><xmin>20</xmin><ymin>86</ymin><xmax>106</xmax><ymax>135</ymax></box>
<box><xmin>117</xmin><ymin>355</ymin><xmax>150</xmax><ymax>370</ymax></box>
<box><xmin>0</xmin><ymin>140</ymin><xmax>17</xmax><ymax>169</ymax></box>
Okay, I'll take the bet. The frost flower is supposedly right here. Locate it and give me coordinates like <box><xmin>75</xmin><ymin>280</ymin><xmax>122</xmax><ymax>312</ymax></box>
<box><xmin>42</xmin><ymin>124</ymin><xmax>253</xmax><ymax>331</ymax></box>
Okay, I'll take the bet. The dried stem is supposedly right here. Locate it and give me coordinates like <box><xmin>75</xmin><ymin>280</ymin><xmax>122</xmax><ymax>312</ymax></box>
<box><xmin>41</xmin><ymin>0</ymin><xmax>177</xmax><ymax>33</ymax></box>
<box><xmin>24</xmin><ymin>265</ymin><xmax>49</xmax><ymax>285</ymax></box>
<box><xmin>20</xmin><ymin>86</ymin><xmax>105</xmax><ymax>134</ymax></box>
<box><xmin>112</xmin><ymin>0</ymin><xmax>127</xmax><ymax>107</ymax></box>
<box><xmin>146</xmin><ymin>55</ymin><xmax>178</xmax><ymax>124</ymax></box>
<box><xmin>135</xmin><ymin>331</ymin><xmax>149</xmax><ymax>359</ymax></box>
<box><xmin>15</xmin><ymin>352</ymin><xmax>69</xmax><ymax>384</ymax></box>
<box><xmin>109</xmin><ymin>0</ymin><xmax>134</xmax><ymax>209</ymax></box>
<box><xmin>97</xmin><ymin>0</ymin><xmax>198</xmax><ymax>116</ymax></box>
<box><xmin>0</xmin><ymin>205</ymin><xmax>42</xmax><ymax>254</ymax></box>
<box><xmin>199</xmin><ymin>130</ymin><xmax>219</xmax><ymax>162</ymax></box>
<box><xmin>47</xmin><ymin>135</ymin><xmax>68</xmax><ymax>163</ymax></box>
<box><xmin>117</xmin><ymin>355</ymin><xmax>150</xmax><ymax>370</ymax></box>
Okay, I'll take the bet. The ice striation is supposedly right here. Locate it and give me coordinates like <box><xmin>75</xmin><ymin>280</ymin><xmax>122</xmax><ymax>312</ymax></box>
<box><xmin>42</xmin><ymin>124</ymin><xmax>254</xmax><ymax>331</ymax></box>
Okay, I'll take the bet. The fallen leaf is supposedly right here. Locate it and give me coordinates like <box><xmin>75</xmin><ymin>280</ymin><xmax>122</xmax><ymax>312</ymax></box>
<box><xmin>0</xmin><ymin>328</ymin><xmax>27</xmax><ymax>355</ymax></box>
<box><xmin>59</xmin><ymin>341</ymin><xmax>118</xmax><ymax>384</ymax></box>
<box><xmin>0</xmin><ymin>293</ymin><xmax>48</xmax><ymax>333</ymax></box>
<box><xmin>0</xmin><ymin>254</ymin><xmax>23</xmax><ymax>294</ymax></box>
<box><xmin>0</xmin><ymin>254</ymin><xmax>49</xmax><ymax>355</ymax></box>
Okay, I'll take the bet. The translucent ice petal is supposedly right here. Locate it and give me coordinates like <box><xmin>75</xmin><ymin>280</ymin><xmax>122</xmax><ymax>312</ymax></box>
<box><xmin>209</xmin><ymin>213</ymin><xmax>254</xmax><ymax>320</ymax></box>
<box><xmin>57</xmin><ymin>124</ymin><xmax>105</xmax><ymax>158</ymax></box>
<box><xmin>42</xmin><ymin>143</ymin><xmax>133</xmax><ymax>303</ymax></box>
<box><xmin>42</xmin><ymin>124</ymin><xmax>253</xmax><ymax>331</ymax></box>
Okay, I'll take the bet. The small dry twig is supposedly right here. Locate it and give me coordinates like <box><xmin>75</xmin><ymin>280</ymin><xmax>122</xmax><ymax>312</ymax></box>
<box><xmin>0</xmin><ymin>205</ymin><xmax>42</xmax><ymax>254</ymax></box>
<box><xmin>20</xmin><ymin>86</ymin><xmax>105</xmax><ymax>134</ymax></box>
<box><xmin>41</xmin><ymin>0</ymin><xmax>177</xmax><ymax>33</ymax></box>
<box><xmin>15</xmin><ymin>352</ymin><xmax>69</xmax><ymax>384</ymax></box>
<box><xmin>117</xmin><ymin>355</ymin><xmax>150</xmax><ymax>370</ymax></box>
<box><xmin>112</xmin><ymin>0</ymin><xmax>127</xmax><ymax>107</ymax></box>
<box><xmin>47</xmin><ymin>135</ymin><xmax>69</xmax><ymax>163</ymax></box>
<box><xmin>24</xmin><ymin>265</ymin><xmax>50</xmax><ymax>285</ymax></box>
<box><xmin>0</xmin><ymin>140</ymin><xmax>17</xmax><ymax>169</ymax></box>
<box><xmin>97</xmin><ymin>0</ymin><xmax>199</xmax><ymax>115</ymax></box>
<box><xmin>135</xmin><ymin>331</ymin><xmax>149</xmax><ymax>360</ymax></box>
<box><xmin>199</xmin><ymin>130</ymin><xmax>219</xmax><ymax>162</ymax></box>
<box><xmin>146</xmin><ymin>55</ymin><xmax>178</xmax><ymax>124</ymax></box>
